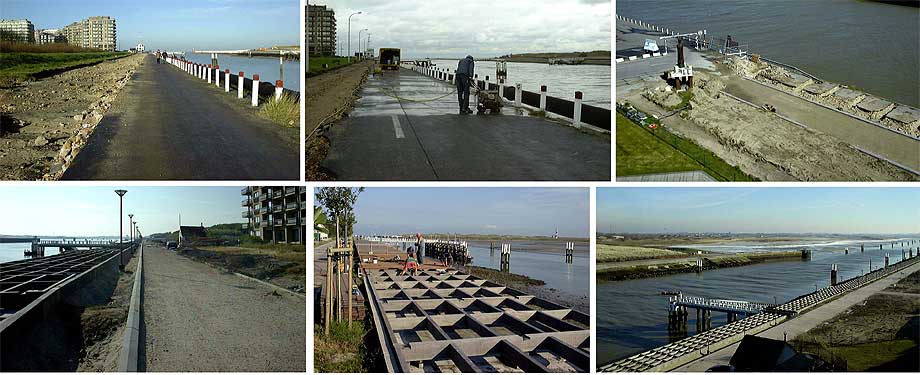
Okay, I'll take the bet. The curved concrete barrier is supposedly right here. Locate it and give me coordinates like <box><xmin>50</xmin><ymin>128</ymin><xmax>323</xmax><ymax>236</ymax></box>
<box><xmin>117</xmin><ymin>242</ymin><xmax>144</xmax><ymax>372</ymax></box>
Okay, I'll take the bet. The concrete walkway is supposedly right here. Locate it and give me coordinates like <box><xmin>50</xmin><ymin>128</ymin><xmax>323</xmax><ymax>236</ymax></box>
<box><xmin>675</xmin><ymin>261</ymin><xmax>920</xmax><ymax>372</ymax></box>
<box><xmin>63</xmin><ymin>54</ymin><xmax>298</xmax><ymax>180</ymax></box>
<box><xmin>723</xmin><ymin>77</ymin><xmax>920</xmax><ymax>173</ymax></box>
<box><xmin>617</xmin><ymin>170</ymin><xmax>716</xmax><ymax>182</ymax></box>
<box><xmin>323</xmin><ymin>68</ymin><xmax>610</xmax><ymax>181</ymax></box>
<box><xmin>142</xmin><ymin>244</ymin><xmax>305</xmax><ymax>372</ymax></box>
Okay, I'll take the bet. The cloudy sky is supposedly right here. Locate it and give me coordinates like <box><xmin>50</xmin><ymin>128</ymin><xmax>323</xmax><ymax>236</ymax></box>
<box><xmin>598</xmin><ymin>187</ymin><xmax>920</xmax><ymax>234</ymax></box>
<box><xmin>315</xmin><ymin>0</ymin><xmax>611</xmax><ymax>58</ymax></box>
<box><xmin>328</xmin><ymin>187</ymin><xmax>590</xmax><ymax>238</ymax></box>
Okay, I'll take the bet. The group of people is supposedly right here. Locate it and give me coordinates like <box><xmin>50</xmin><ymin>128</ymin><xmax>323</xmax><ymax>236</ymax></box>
<box><xmin>155</xmin><ymin>49</ymin><xmax>168</xmax><ymax>64</ymax></box>
<box><xmin>399</xmin><ymin>233</ymin><xmax>426</xmax><ymax>276</ymax></box>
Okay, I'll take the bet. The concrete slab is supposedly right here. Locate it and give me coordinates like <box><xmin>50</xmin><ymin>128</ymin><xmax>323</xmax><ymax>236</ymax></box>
<box><xmin>802</xmin><ymin>82</ymin><xmax>837</xmax><ymax>96</ymax></box>
<box><xmin>857</xmin><ymin>95</ymin><xmax>894</xmax><ymax>113</ymax></box>
<box><xmin>617</xmin><ymin>170</ymin><xmax>716</xmax><ymax>182</ymax></box>
<box><xmin>832</xmin><ymin>87</ymin><xmax>863</xmax><ymax>101</ymax></box>
<box><xmin>885</xmin><ymin>105</ymin><xmax>920</xmax><ymax>124</ymax></box>
<box><xmin>323</xmin><ymin>68</ymin><xmax>610</xmax><ymax>181</ymax></box>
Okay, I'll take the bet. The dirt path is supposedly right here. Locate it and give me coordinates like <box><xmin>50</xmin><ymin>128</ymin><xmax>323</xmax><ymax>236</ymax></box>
<box><xmin>0</xmin><ymin>54</ymin><xmax>144</xmax><ymax>180</ymax></box>
<box><xmin>142</xmin><ymin>244</ymin><xmax>305</xmax><ymax>372</ymax></box>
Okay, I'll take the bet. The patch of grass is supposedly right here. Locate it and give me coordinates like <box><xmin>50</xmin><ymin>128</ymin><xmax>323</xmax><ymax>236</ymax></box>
<box><xmin>596</xmin><ymin>244</ymin><xmax>684</xmax><ymax>262</ymax></box>
<box><xmin>833</xmin><ymin>340</ymin><xmax>917</xmax><ymax>371</ymax></box>
<box><xmin>314</xmin><ymin>321</ymin><xmax>368</xmax><ymax>373</ymax></box>
<box><xmin>308</xmin><ymin>56</ymin><xmax>354</xmax><ymax>77</ymax></box>
<box><xmin>467</xmin><ymin>266</ymin><xmax>545</xmax><ymax>288</ymax></box>
<box><xmin>0</xmin><ymin>51</ymin><xmax>130</xmax><ymax>83</ymax></box>
<box><xmin>259</xmin><ymin>92</ymin><xmax>299</xmax><ymax>127</ymax></box>
<box><xmin>616</xmin><ymin>112</ymin><xmax>703</xmax><ymax>176</ymax></box>
<box><xmin>670</xmin><ymin>90</ymin><xmax>694</xmax><ymax>110</ymax></box>
<box><xmin>616</xmin><ymin>111</ymin><xmax>757</xmax><ymax>181</ymax></box>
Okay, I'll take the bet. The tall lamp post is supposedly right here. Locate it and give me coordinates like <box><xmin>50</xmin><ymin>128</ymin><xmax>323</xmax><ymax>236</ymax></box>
<box><xmin>366</xmin><ymin>33</ymin><xmax>372</xmax><ymax>59</ymax></box>
<box><xmin>347</xmin><ymin>11</ymin><xmax>362</xmax><ymax>62</ymax></box>
<box><xmin>134</xmin><ymin>222</ymin><xmax>139</xmax><ymax>244</ymax></box>
<box><xmin>114</xmin><ymin>189</ymin><xmax>127</xmax><ymax>268</ymax></box>
<box><xmin>128</xmin><ymin>214</ymin><xmax>134</xmax><ymax>244</ymax></box>
<box><xmin>358</xmin><ymin>28</ymin><xmax>368</xmax><ymax>60</ymax></box>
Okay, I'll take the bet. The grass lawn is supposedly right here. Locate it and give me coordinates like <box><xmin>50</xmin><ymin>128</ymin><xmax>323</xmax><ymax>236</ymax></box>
<box><xmin>308</xmin><ymin>56</ymin><xmax>354</xmax><ymax>76</ymax></box>
<box><xmin>314</xmin><ymin>321</ymin><xmax>367</xmax><ymax>372</ymax></box>
<box><xmin>204</xmin><ymin>244</ymin><xmax>305</xmax><ymax>265</ymax></box>
<box><xmin>0</xmin><ymin>52</ymin><xmax>129</xmax><ymax>82</ymax></box>
<box><xmin>833</xmin><ymin>340</ymin><xmax>918</xmax><ymax>371</ymax></box>
<box><xmin>596</xmin><ymin>244</ymin><xmax>684</xmax><ymax>263</ymax></box>
<box><xmin>615</xmin><ymin>112</ymin><xmax>703</xmax><ymax>176</ymax></box>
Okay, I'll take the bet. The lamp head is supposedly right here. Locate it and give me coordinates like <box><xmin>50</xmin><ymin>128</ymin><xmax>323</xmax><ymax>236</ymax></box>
<box><xmin>115</xmin><ymin>189</ymin><xmax>127</xmax><ymax>197</ymax></box>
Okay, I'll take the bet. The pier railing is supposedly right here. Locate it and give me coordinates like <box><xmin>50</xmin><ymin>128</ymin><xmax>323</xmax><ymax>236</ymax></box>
<box><xmin>163</xmin><ymin>55</ymin><xmax>300</xmax><ymax>107</ymax></box>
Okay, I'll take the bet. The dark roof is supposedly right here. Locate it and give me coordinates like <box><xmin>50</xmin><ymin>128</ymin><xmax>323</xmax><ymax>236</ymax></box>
<box><xmin>180</xmin><ymin>226</ymin><xmax>207</xmax><ymax>238</ymax></box>
<box><xmin>730</xmin><ymin>335</ymin><xmax>796</xmax><ymax>372</ymax></box>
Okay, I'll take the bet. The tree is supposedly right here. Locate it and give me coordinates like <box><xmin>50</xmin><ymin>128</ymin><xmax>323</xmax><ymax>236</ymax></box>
<box><xmin>314</xmin><ymin>206</ymin><xmax>329</xmax><ymax>236</ymax></box>
<box><xmin>315</xmin><ymin>187</ymin><xmax>364</xmax><ymax>246</ymax></box>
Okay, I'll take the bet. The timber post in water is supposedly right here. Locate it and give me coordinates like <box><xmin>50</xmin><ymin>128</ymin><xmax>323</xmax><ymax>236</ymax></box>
<box><xmin>800</xmin><ymin>248</ymin><xmax>811</xmax><ymax>260</ymax></box>
<box><xmin>565</xmin><ymin>242</ymin><xmax>574</xmax><ymax>263</ymax></box>
<box><xmin>500</xmin><ymin>243</ymin><xmax>511</xmax><ymax>272</ymax></box>
<box><xmin>830</xmin><ymin>264</ymin><xmax>838</xmax><ymax>286</ymax></box>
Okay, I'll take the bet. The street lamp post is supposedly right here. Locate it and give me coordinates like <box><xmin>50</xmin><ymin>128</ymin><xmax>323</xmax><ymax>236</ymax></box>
<box><xmin>128</xmin><ymin>214</ymin><xmax>134</xmax><ymax>244</ymax></box>
<box><xmin>358</xmin><ymin>29</ymin><xmax>368</xmax><ymax>60</ymax></box>
<box><xmin>366</xmin><ymin>33</ymin><xmax>372</xmax><ymax>58</ymax></box>
<box><xmin>114</xmin><ymin>190</ymin><xmax>127</xmax><ymax>268</ymax></box>
<box><xmin>347</xmin><ymin>11</ymin><xmax>362</xmax><ymax>62</ymax></box>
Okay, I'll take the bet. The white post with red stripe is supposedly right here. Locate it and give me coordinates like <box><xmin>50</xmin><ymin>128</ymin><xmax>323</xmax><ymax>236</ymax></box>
<box><xmin>224</xmin><ymin>69</ymin><xmax>230</xmax><ymax>92</ymax></box>
<box><xmin>540</xmin><ymin>85</ymin><xmax>547</xmax><ymax>111</ymax></box>
<box><xmin>275</xmin><ymin>80</ymin><xmax>284</xmax><ymax>100</ymax></box>
<box><xmin>573</xmin><ymin>91</ymin><xmax>583</xmax><ymax>128</ymax></box>
<box><xmin>207</xmin><ymin>65</ymin><xmax>212</xmax><ymax>84</ymax></box>
<box><xmin>214</xmin><ymin>65</ymin><xmax>220</xmax><ymax>87</ymax></box>
<box><xmin>237</xmin><ymin>72</ymin><xmax>244</xmax><ymax>99</ymax></box>
<box><xmin>251</xmin><ymin>74</ymin><xmax>260</xmax><ymax>106</ymax></box>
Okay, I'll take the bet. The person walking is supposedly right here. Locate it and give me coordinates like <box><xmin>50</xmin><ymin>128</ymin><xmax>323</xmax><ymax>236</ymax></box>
<box><xmin>155</xmin><ymin>50</ymin><xmax>161</xmax><ymax>64</ymax></box>
<box><xmin>416</xmin><ymin>233</ymin><xmax>425</xmax><ymax>265</ymax></box>
<box><xmin>455</xmin><ymin>55</ymin><xmax>474</xmax><ymax>114</ymax></box>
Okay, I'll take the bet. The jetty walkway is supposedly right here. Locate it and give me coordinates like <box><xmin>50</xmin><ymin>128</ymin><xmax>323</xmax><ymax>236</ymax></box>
<box><xmin>62</xmin><ymin>54</ymin><xmax>298</xmax><ymax>180</ymax></box>
<box><xmin>322</xmin><ymin>67</ymin><xmax>610</xmax><ymax>181</ymax></box>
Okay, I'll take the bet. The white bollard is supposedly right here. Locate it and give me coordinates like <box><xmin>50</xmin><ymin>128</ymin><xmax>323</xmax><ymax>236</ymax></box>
<box><xmin>540</xmin><ymin>85</ymin><xmax>547</xmax><ymax>111</ymax></box>
<box><xmin>238</xmin><ymin>71</ymin><xmax>244</xmax><ymax>99</ymax></box>
<box><xmin>573</xmin><ymin>91</ymin><xmax>583</xmax><ymax>128</ymax></box>
<box><xmin>224</xmin><ymin>69</ymin><xmax>230</xmax><ymax>92</ymax></box>
<box><xmin>207</xmin><ymin>65</ymin><xmax>212</xmax><ymax>84</ymax></box>
<box><xmin>214</xmin><ymin>65</ymin><xmax>220</xmax><ymax>87</ymax></box>
<box><xmin>251</xmin><ymin>74</ymin><xmax>260</xmax><ymax>106</ymax></box>
<box><xmin>275</xmin><ymin>80</ymin><xmax>283</xmax><ymax>100</ymax></box>
<box><xmin>514</xmin><ymin>83</ymin><xmax>522</xmax><ymax>108</ymax></box>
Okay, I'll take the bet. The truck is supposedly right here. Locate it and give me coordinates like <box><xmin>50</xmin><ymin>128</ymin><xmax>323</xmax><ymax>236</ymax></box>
<box><xmin>378</xmin><ymin>48</ymin><xmax>401</xmax><ymax>70</ymax></box>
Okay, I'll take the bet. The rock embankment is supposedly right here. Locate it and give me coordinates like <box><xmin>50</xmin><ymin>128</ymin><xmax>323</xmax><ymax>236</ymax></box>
<box><xmin>0</xmin><ymin>54</ymin><xmax>145</xmax><ymax>180</ymax></box>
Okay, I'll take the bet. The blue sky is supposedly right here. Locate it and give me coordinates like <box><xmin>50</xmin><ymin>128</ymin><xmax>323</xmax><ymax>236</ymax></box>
<box><xmin>0</xmin><ymin>186</ymin><xmax>243</xmax><ymax>237</ymax></box>
<box><xmin>1</xmin><ymin>0</ymin><xmax>299</xmax><ymax>51</ymax></box>
<box><xmin>323</xmin><ymin>188</ymin><xmax>590</xmax><ymax>238</ymax></box>
<box><xmin>598</xmin><ymin>187</ymin><xmax>920</xmax><ymax>234</ymax></box>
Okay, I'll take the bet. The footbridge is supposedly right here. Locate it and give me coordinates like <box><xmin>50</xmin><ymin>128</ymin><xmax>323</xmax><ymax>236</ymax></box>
<box><xmin>600</xmin><ymin>253</ymin><xmax>920</xmax><ymax>372</ymax></box>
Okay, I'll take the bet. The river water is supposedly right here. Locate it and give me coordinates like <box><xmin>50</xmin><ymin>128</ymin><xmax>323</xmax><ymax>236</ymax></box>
<box><xmin>183</xmin><ymin>53</ymin><xmax>301</xmax><ymax>92</ymax></box>
<box><xmin>429</xmin><ymin>59</ymin><xmax>611</xmax><ymax>109</ymax></box>
<box><xmin>464</xmin><ymin>240</ymin><xmax>590</xmax><ymax>297</ymax></box>
<box><xmin>617</xmin><ymin>0</ymin><xmax>920</xmax><ymax>106</ymax></box>
<box><xmin>596</xmin><ymin>237</ymin><xmax>920</xmax><ymax>365</ymax></box>
<box><xmin>0</xmin><ymin>241</ymin><xmax>57</xmax><ymax>263</ymax></box>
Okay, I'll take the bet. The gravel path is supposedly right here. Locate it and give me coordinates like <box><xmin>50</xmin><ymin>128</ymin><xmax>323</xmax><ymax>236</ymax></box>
<box><xmin>143</xmin><ymin>244</ymin><xmax>305</xmax><ymax>372</ymax></box>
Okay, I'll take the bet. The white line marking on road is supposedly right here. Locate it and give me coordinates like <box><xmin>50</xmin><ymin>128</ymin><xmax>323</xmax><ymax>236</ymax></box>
<box><xmin>392</xmin><ymin>115</ymin><xmax>405</xmax><ymax>138</ymax></box>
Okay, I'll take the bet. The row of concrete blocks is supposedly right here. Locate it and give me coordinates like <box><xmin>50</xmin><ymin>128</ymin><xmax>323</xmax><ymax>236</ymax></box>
<box><xmin>616</xmin><ymin>14</ymin><xmax>678</xmax><ymax>36</ymax></box>
<box><xmin>405</xmin><ymin>64</ymin><xmax>586</xmax><ymax>129</ymax></box>
<box><xmin>164</xmin><ymin>56</ymin><xmax>284</xmax><ymax>107</ymax></box>
<box><xmin>615</xmin><ymin>51</ymin><xmax>668</xmax><ymax>64</ymax></box>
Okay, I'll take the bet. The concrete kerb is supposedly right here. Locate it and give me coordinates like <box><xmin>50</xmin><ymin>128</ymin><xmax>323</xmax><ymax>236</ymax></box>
<box><xmin>231</xmin><ymin>271</ymin><xmax>306</xmax><ymax>299</ymax></box>
<box><xmin>117</xmin><ymin>242</ymin><xmax>144</xmax><ymax>372</ymax></box>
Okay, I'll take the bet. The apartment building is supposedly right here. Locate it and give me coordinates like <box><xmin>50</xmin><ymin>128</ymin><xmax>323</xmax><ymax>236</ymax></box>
<box><xmin>0</xmin><ymin>19</ymin><xmax>35</xmax><ymax>43</ymax></box>
<box><xmin>242</xmin><ymin>186</ymin><xmax>307</xmax><ymax>244</ymax></box>
<box><xmin>36</xmin><ymin>29</ymin><xmax>64</xmax><ymax>44</ymax></box>
<box><xmin>307</xmin><ymin>4</ymin><xmax>336</xmax><ymax>56</ymax></box>
<box><xmin>61</xmin><ymin>16</ymin><xmax>117</xmax><ymax>51</ymax></box>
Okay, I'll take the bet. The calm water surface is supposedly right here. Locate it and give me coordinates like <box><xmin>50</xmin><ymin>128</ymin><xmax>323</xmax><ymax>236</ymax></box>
<box><xmin>464</xmin><ymin>240</ymin><xmax>590</xmax><ymax>297</ymax></box>
<box><xmin>429</xmin><ymin>59</ymin><xmax>611</xmax><ymax>108</ymax></box>
<box><xmin>618</xmin><ymin>0</ymin><xmax>920</xmax><ymax>106</ymax></box>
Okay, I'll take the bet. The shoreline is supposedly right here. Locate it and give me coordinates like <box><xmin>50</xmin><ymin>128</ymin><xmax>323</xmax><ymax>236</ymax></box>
<box><xmin>466</xmin><ymin>265</ymin><xmax>589</xmax><ymax>313</ymax></box>
<box><xmin>597</xmin><ymin>250</ymin><xmax>804</xmax><ymax>281</ymax></box>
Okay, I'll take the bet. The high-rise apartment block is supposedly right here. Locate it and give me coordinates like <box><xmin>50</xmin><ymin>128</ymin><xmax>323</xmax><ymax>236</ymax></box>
<box><xmin>0</xmin><ymin>19</ymin><xmax>35</xmax><ymax>43</ymax></box>
<box><xmin>241</xmin><ymin>186</ymin><xmax>307</xmax><ymax>244</ymax></box>
<box><xmin>307</xmin><ymin>5</ymin><xmax>336</xmax><ymax>56</ymax></box>
<box><xmin>62</xmin><ymin>16</ymin><xmax>117</xmax><ymax>51</ymax></box>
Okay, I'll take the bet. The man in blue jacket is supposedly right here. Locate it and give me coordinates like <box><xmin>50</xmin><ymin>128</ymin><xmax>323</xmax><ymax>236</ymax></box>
<box><xmin>456</xmin><ymin>55</ymin><xmax>474</xmax><ymax>114</ymax></box>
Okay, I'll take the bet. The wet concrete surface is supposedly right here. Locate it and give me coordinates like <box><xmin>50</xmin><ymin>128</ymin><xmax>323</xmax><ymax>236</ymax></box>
<box><xmin>62</xmin><ymin>55</ymin><xmax>299</xmax><ymax>180</ymax></box>
<box><xmin>323</xmin><ymin>68</ymin><xmax>610</xmax><ymax>181</ymax></box>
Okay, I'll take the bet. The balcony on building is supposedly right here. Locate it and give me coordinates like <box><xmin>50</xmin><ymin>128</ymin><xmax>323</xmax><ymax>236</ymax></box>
<box><xmin>241</xmin><ymin>186</ymin><xmax>251</xmax><ymax>195</ymax></box>
<box><xmin>285</xmin><ymin>186</ymin><xmax>296</xmax><ymax>196</ymax></box>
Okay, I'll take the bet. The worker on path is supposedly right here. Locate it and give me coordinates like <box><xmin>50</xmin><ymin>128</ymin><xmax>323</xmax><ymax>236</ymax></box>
<box><xmin>416</xmin><ymin>233</ymin><xmax>425</xmax><ymax>265</ymax></box>
<box><xmin>456</xmin><ymin>55</ymin><xmax>475</xmax><ymax>114</ymax></box>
